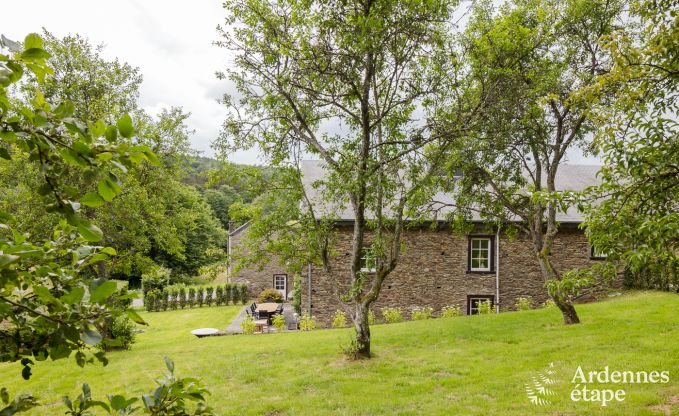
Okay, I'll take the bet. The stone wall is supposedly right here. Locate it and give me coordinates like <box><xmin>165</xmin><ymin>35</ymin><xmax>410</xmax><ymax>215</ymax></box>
<box><xmin>301</xmin><ymin>224</ymin><xmax>601</xmax><ymax>326</ymax></box>
<box><xmin>228</xmin><ymin>226</ymin><xmax>293</xmax><ymax>300</ymax></box>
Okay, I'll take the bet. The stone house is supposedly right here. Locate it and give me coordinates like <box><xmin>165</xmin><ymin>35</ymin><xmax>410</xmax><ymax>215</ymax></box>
<box><xmin>229</xmin><ymin>160</ymin><xmax>605</xmax><ymax>325</ymax></box>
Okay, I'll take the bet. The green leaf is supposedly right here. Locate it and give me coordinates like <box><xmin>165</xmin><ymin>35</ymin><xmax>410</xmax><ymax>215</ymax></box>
<box><xmin>117</xmin><ymin>115</ymin><xmax>134</xmax><ymax>139</ymax></box>
<box><xmin>80</xmin><ymin>328</ymin><xmax>102</xmax><ymax>346</ymax></box>
<box><xmin>61</xmin><ymin>287</ymin><xmax>85</xmax><ymax>305</ymax></box>
<box><xmin>97</xmin><ymin>179</ymin><xmax>116</xmax><ymax>202</ymax></box>
<box><xmin>89</xmin><ymin>120</ymin><xmax>106</xmax><ymax>137</ymax></box>
<box><xmin>100</xmin><ymin>247</ymin><xmax>117</xmax><ymax>256</ymax></box>
<box><xmin>77</xmin><ymin>220</ymin><xmax>103</xmax><ymax>242</ymax></box>
<box><xmin>0</xmin><ymin>147</ymin><xmax>11</xmax><ymax>160</ymax></box>
<box><xmin>33</xmin><ymin>286</ymin><xmax>60</xmax><ymax>305</ymax></box>
<box><xmin>20</xmin><ymin>48</ymin><xmax>50</xmax><ymax>60</ymax></box>
<box><xmin>0</xmin><ymin>253</ymin><xmax>20</xmax><ymax>269</ymax></box>
<box><xmin>90</xmin><ymin>280</ymin><xmax>117</xmax><ymax>304</ymax></box>
<box><xmin>80</xmin><ymin>192</ymin><xmax>106</xmax><ymax>208</ymax></box>
<box><xmin>126</xmin><ymin>308</ymin><xmax>147</xmax><ymax>325</ymax></box>
<box><xmin>104</xmin><ymin>125</ymin><xmax>118</xmax><ymax>142</ymax></box>
<box><xmin>54</xmin><ymin>101</ymin><xmax>75</xmax><ymax>118</ymax></box>
<box><xmin>23</xmin><ymin>33</ymin><xmax>43</xmax><ymax>50</ymax></box>
<box><xmin>164</xmin><ymin>357</ymin><xmax>174</xmax><ymax>373</ymax></box>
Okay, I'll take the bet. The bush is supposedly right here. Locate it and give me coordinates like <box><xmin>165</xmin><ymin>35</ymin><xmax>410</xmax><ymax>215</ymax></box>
<box><xmin>515</xmin><ymin>296</ymin><xmax>534</xmax><ymax>311</ymax></box>
<box><xmin>543</xmin><ymin>299</ymin><xmax>557</xmax><ymax>309</ymax></box>
<box><xmin>241</xmin><ymin>314</ymin><xmax>256</xmax><ymax>335</ymax></box>
<box><xmin>411</xmin><ymin>307</ymin><xmax>433</xmax><ymax>320</ymax></box>
<box><xmin>206</xmin><ymin>286</ymin><xmax>214</xmax><ymax>306</ymax></box>
<box><xmin>368</xmin><ymin>309</ymin><xmax>376</xmax><ymax>325</ymax></box>
<box><xmin>160</xmin><ymin>289</ymin><xmax>169</xmax><ymax>311</ymax></box>
<box><xmin>225</xmin><ymin>283</ymin><xmax>233</xmax><ymax>305</ymax></box>
<box><xmin>197</xmin><ymin>287</ymin><xmax>205</xmax><ymax>307</ymax></box>
<box><xmin>141</xmin><ymin>266</ymin><xmax>171</xmax><ymax>295</ymax></box>
<box><xmin>440</xmin><ymin>305</ymin><xmax>462</xmax><ymax>318</ymax></box>
<box><xmin>215</xmin><ymin>286</ymin><xmax>224</xmax><ymax>306</ymax></box>
<box><xmin>178</xmin><ymin>287</ymin><xmax>187</xmax><ymax>309</ymax></box>
<box><xmin>188</xmin><ymin>287</ymin><xmax>196</xmax><ymax>308</ymax></box>
<box><xmin>292</xmin><ymin>274</ymin><xmax>302</xmax><ymax>314</ymax></box>
<box><xmin>271</xmin><ymin>314</ymin><xmax>286</xmax><ymax>332</ymax></box>
<box><xmin>239</xmin><ymin>284</ymin><xmax>249</xmax><ymax>304</ymax></box>
<box><xmin>99</xmin><ymin>315</ymin><xmax>137</xmax><ymax>351</ymax></box>
<box><xmin>299</xmin><ymin>313</ymin><xmax>316</xmax><ymax>331</ymax></box>
<box><xmin>257</xmin><ymin>288</ymin><xmax>284</xmax><ymax>304</ymax></box>
<box><xmin>331</xmin><ymin>310</ymin><xmax>348</xmax><ymax>328</ymax></box>
<box><xmin>340</xmin><ymin>336</ymin><xmax>362</xmax><ymax>360</ymax></box>
<box><xmin>144</xmin><ymin>290</ymin><xmax>157</xmax><ymax>312</ymax></box>
<box><xmin>169</xmin><ymin>289</ymin><xmax>179</xmax><ymax>310</ymax></box>
<box><xmin>382</xmin><ymin>307</ymin><xmax>404</xmax><ymax>324</ymax></box>
<box><xmin>477</xmin><ymin>299</ymin><xmax>495</xmax><ymax>315</ymax></box>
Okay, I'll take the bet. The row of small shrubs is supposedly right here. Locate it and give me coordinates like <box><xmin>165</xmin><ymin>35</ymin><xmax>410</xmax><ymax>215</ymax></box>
<box><xmin>145</xmin><ymin>283</ymin><xmax>249</xmax><ymax>312</ymax></box>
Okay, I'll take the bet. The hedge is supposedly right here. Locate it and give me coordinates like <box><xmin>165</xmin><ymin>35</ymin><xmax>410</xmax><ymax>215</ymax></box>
<box><xmin>145</xmin><ymin>283</ymin><xmax>250</xmax><ymax>312</ymax></box>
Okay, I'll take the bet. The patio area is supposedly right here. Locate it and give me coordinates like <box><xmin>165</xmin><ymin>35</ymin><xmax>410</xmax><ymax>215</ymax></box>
<box><xmin>224</xmin><ymin>302</ymin><xmax>299</xmax><ymax>334</ymax></box>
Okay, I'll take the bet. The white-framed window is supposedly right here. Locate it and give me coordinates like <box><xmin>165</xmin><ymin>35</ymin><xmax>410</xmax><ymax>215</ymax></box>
<box><xmin>360</xmin><ymin>248</ymin><xmax>377</xmax><ymax>273</ymax></box>
<box><xmin>273</xmin><ymin>275</ymin><xmax>286</xmax><ymax>290</ymax></box>
<box><xmin>469</xmin><ymin>237</ymin><xmax>492</xmax><ymax>272</ymax></box>
<box><xmin>467</xmin><ymin>295</ymin><xmax>494</xmax><ymax>315</ymax></box>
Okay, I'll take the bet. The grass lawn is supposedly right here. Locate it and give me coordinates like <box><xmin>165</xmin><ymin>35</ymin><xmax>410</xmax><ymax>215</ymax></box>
<box><xmin>1</xmin><ymin>292</ymin><xmax>678</xmax><ymax>415</ymax></box>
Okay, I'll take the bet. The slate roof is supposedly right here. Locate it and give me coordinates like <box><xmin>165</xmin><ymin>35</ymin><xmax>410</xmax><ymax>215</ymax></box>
<box><xmin>300</xmin><ymin>160</ymin><xmax>602</xmax><ymax>223</ymax></box>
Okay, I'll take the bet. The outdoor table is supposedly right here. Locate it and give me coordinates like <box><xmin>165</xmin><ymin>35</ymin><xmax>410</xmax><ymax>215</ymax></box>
<box><xmin>255</xmin><ymin>302</ymin><xmax>281</xmax><ymax>324</ymax></box>
<box><xmin>191</xmin><ymin>328</ymin><xmax>220</xmax><ymax>338</ymax></box>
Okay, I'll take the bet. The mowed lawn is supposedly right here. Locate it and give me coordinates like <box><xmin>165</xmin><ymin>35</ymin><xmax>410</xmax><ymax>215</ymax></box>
<box><xmin>1</xmin><ymin>292</ymin><xmax>678</xmax><ymax>415</ymax></box>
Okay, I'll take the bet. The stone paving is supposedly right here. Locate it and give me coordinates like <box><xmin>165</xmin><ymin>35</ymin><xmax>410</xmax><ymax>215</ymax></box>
<box><xmin>225</xmin><ymin>303</ymin><xmax>298</xmax><ymax>334</ymax></box>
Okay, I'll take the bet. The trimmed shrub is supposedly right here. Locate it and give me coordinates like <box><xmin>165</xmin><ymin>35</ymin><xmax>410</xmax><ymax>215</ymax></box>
<box><xmin>299</xmin><ymin>313</ymin><xmax>316</xmax><ymax>331</ymax></box>
<box><xmin>197</xmin><ymin>287</ymin><xmax>205</xmax><ymax>307</ymax></box>
<box><xmin>272</xmin><ymin>314</ymin><xmax>286</xmax><ymax>332</ymax></box>
<box><xmin>382</xmin><ymin>307</ymin><xmax>404</xmax><ymax>324</ymax></box>
<box><xmin>515</xmin><ymin>296</ymin><xmax>534</xmax><ymax>311</ymax></box>
<box><xmin>159</xmin><ymin>289</ymin><xmax>168</xmax><ymax>311</ymax></box>
<box><xmin>292</xmin><ymin>274</ymin><xmax>302</xmax><ymax>314</ymax></box>
<box><xmin>225</xmin><ymin>283</ymin><xmax>233</xmax><ymax>305</ymax></box>
<box><xmin>169</xmin><ymin>289</ymin><xmax>178</xmax><ymax>310</ymax></box>
<box><xmin>331</xmin><ymin>310</ymin><xmax>348</xmax><ymax>328</ymax></box>
<box><xmin>257</xmin><ymin>288</ymin><xmax>284</xmax><ymax>304</ymax></box>
<box><xmin>368</xmin><ymin>309</ymin><xmax>376</xmax><ymax>325</ymax></box>
<box><xmin>215</xmin><ymin>286</ymin><xmax>224</xmax><ymax>306</ymax></box>
<box><xmin>144</xmin><ymin>290</ymin><xmax>157</xmax><ymax>312</ymax></box>
<box><xmin>178</xmin><ymin>287</ymin><xmax>187</xmax><ymax>309</ymax></box>
<box><xmin>206</xmin><ymin>286</ymin><xmax>214</xmax><ymax>306</ymax></box>
<box><xmin>241</xmin><ymin>314</ymin><xmax>256</xmax><ymax>335</ymax></box>
<box><xmin>411</xmin><ymin>307</ymin><xmax>433</xmax><ymax>321</ymax></box>
<box><xmin>441</xmin><ymin>305</ymin><xmax>462</xmax><ymax>318</ymax></box>
<box><xmin>477</xmin><ymin>299</ymin><xmax>495</xmax><ymax>315</ymax></box>
<box><xmin>239</xmin><ymin>284</ymin><xmax>248</xmax><ymax>304</ymax></box>
<box><xmin>188</xmin><ymin>287</ymin><xmax>196</xmax><ymax>308</ymax></box>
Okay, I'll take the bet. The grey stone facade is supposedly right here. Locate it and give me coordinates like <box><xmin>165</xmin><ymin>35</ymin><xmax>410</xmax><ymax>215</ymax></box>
<box><xmin>230</xmin><ymin>222</ymin><xmax>602</xmax><ymax>326</ymax></box>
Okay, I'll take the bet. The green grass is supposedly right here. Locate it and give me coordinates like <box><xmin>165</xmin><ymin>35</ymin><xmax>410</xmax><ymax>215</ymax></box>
<box><xmin>2</xmin><ymin>292</ymin><xmax>678</xmax><ymax>415</ymax></box>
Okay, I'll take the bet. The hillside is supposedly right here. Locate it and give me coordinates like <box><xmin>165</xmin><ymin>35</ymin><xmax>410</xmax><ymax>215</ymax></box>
<box><xmin>1</xmin><ymin>292</ymin><xmax>677</xmax><ymax>415</ymax></box>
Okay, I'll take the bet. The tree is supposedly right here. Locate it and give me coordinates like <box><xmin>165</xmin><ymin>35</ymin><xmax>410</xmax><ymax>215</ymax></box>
<box><xmin>1</xmin><ymin>32</ymin><xmax>152</xmax><ymax>405</ymax></box>
<box><xmin>434</xmin><ymin>0</ymin><xmax>624</xmax><ymax>324</ymax></box>
<box><xmin>582</xmin><ymin>0</ymin><xmax>678</xmax><ymax>289</ymax></box>
<box><xmin>216</xmin><ymin>0</ymin><xmax>480</xmax><ymax>357</ymax></box>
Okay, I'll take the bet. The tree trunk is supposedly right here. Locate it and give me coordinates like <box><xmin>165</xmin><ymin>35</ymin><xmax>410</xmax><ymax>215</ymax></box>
<box><xmin>354</xmin><ymin>303</ymin><xmax>371</xmax><ymax>359</ymax></box>
<box><xmin>554</xmin><ymin>297</ymin><xmax>580</xmax><ymax>324</ymax></box>
<box><xmin>536</xmin><ymin>250</ymin><xmax>581</xmax><ymax>325</ymax></box>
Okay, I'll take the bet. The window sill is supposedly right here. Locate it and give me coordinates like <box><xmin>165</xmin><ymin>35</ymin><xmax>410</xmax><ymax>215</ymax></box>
<box><xmin>466</xmin><ymin>270</ymin><xmax>496</xmax><ymax>275</ymax></box>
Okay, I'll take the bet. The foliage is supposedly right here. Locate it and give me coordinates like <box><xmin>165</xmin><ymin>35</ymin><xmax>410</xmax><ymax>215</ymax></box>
<box><xmin>196</xmin><ymin>287</ymin><xmax>205</xmax><ymax>308</ymax></box>
<box><xmin>581</xmin><ymin>0</ymin><xmax>679</xmax><ymax>290</ymax></box>
<box><xmin>435</xmin><ymin>0</ymin><xmax>624</xmax><ymax>325</ymax></box>
<box><xmin>142</xmin><ymin>267</ymin><xmax>171</xmax><ymax>295</ymax></box>
<box><xmin>0</xmin><ymin>389</ymin><xmax>39</xmax><ymax>416</ymax></box>
<box><xmin>299</xmin><ymin>313</ymin><xmax>316</xmax><ymax>332</ymax></box>
<box><xmin>188</xmin><ymin>287</ymin><xmax>196</xmax><ymax>308</ymax></box>
<box><xmin>178</xmin><ymin>287</ymin><xmax>187</xmax><ymax>309</ymax></box>
<box><xmin>543</xmin><ymin>299</ymin><xmax>557</xmax><ymax>309</ymax></box>
<box><xmin>367</xmin><ymin>309</ymin><xmax>376</xmax><ymax>326</ymax></box>
<box><xmin>476</xmin><ymin>300</ymin><xmax>495</xmax><ymax>315</ymax></box>
<box><xmin>331</xmin><ymin>310</ymin><xmax>348</xmax><ymax>328</ymax></box>
<box><xmin>224</xmin><ymin>284</ymin><xmax>232</xmax><ymax>305</ymax></box>
<box><xmin>382</xmin><ymin>308</ymin><xmax>404</xmax><ymax>324</ymax></box>
<box><xmin>214</xmin><ymin>286</ymin><xmax>224</xmax><ymax>306</ymax></box>
<box><xmin>340</xmin><ymin>336</ymin><xmax>362</xmax><ymax>360</ymax></box>
<box><xmin>410</xmin><ymin>307</ymin><xmax>433</xmax><ymax>321</ymax></box>
<box><xmin>239</xmin><ymin>284</ymin><xmax>248</xmax><ymax>304</ymax></box>
<box><xmin>0</xmin><ymin>33</ymin><xmax>149</xmax><ymax>380</ymax></box>
<box><xmin>217</xmin><ymin>0</ymin><xmax>463</xmax><ymax>358</ymax></box>
<box><xmin>205</xmin><ymin>287</ymin><xmax>214</xmax><ymax>306</ymax></box>
<box><xmin>271</xmin><ymin>314</ymin><xmax>286</xmax><ymax>332</ymax></box>
<box><xmin>292</xmin><ymin>274</ymin><xmax>302</xmax><ymax>315</ymax></box>
<box><xmin>515</xmin><ymin>297</ymin><xmax>534</xmax><ymax>311</ymax></box>
<box><xmin>257</xmin><ymin>288</ymin><xmax>283</xmax><ymax>304</ymax></box>
<box><xmin>100</xmin><ymin>315</ymin><xmax>137</xmax><ymax>351</ymax></box>
<box><xmin>240</xmin><ymin>314</ymin><xmax>256</xmax><ymax>335</ymax></box>
<box><xmin>440</xmin><ymin>305</ymin><xmax>463</xmax><ymax>318</ymax></box>
<box><xmin>62</xmin><ymin>357</ymin><xmax>213</xmax><ymax>415</ymax></box>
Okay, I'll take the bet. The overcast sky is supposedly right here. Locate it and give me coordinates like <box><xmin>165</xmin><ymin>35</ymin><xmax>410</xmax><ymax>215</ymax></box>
<box><xmin>2</xmin><ymin>0</ymin><xmax>599</xmax><ymax>165</ymax></box>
